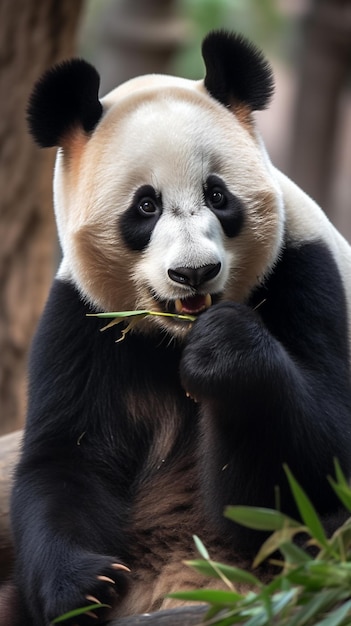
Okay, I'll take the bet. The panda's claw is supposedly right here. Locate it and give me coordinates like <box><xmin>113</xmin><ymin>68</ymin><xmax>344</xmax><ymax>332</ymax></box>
<box><xmin>85</xmin><ymin>595</ymin><xmax>101</xmax><ymax>604</ymax></box>
<box><xmin>111</xmin><ymin>562</ymin><xmax>131</xmax><ymax>573</ymax></box>
<box><xmin>185</xmin><ymin>391</ymin><xmax>198</xmax><ymax>403</ymax></box>
<box><xmin>86</xmin><ymin>611</ymin><xmax>98</xmax><ymax>619</ymax></box>
<box><xmin>97</xmin><ymin>575</ymin><xmax>115</xmax><ymax>584</ymax></box>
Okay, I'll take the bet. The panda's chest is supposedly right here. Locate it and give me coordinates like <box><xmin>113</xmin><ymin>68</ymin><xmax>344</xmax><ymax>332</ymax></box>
<box><xmin>125</xmin><ymin>383</ymin><xmax>198</xmax><ymax>472</ymax></box>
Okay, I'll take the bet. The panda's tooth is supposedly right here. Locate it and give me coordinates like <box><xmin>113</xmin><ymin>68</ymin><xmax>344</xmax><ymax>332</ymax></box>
<box><xmin>205</xmin><ymin>294</ymin><xmax>212</xmax><ymax>308</ymax></box>
<box><xmin>175</xmin><ymin>299</ymin><xmax>183</xmax><ymax>313</ymax></box>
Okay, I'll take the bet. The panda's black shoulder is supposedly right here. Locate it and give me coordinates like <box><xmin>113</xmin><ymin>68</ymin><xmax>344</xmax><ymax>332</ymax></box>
<box><xmin>249</xmin><ymin>240</ymin><xmax>349</xmax><ymax>368</ymax></box>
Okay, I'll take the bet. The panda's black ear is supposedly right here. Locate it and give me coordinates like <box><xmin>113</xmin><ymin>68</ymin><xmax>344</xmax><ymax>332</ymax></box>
<box><xmin>27</xmin><ymin>59</ymin><xmax>103</xmax><ymax>148</ymax></box>
<box><xmin>202</xmin><ymin>31</ymin><xmax>274</xmax><ymax>111</ymax></box>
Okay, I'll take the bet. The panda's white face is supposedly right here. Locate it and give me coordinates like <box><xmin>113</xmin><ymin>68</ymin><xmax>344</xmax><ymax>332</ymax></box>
<box><xmin>55</xmin><ymin>76</ymin><xmax>284</xmax><ymax>337</ymax></box>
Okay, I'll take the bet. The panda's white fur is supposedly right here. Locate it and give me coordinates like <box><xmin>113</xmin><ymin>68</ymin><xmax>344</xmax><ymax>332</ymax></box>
<box><xmin>7</xmin><ymin>31</ymin><xmax>351</xmax><ymax>626</ymax></box>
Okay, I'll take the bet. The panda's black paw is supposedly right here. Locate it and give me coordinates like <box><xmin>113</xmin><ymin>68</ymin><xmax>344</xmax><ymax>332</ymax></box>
<box><xmin>45</xmin><ymin>554</ymin><xmax>130</xmax><ymax>625</ymax></box>
<box><xmin>180</xmin><ymin>301</ymin><xmax>265</xmax><ymax>401</ymax></box>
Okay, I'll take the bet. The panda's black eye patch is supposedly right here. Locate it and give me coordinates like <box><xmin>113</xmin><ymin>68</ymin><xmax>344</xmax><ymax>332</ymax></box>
<box><xmin>119</xmin><ymin>185</ymin><xmax>162</xmax><ymax>251</ymax></box>
<box><xmin>204</xmin><ymin>175</ymin><xmax>244</xmax><ymax>238</ymax></box>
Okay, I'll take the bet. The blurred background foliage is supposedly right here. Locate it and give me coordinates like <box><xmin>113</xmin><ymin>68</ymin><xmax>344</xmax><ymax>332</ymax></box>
<box><xmin>80</xmin><ymin>0</ymin><xmax>293</xmax><ymax>79</ymax></box>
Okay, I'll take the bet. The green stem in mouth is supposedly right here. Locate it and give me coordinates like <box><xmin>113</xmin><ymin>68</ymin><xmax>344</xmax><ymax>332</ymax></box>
<box><xmin>86</xmin><ymin>310</ymin><xmax>196</xmax><ymax>342</ymax></box>
<box><xmin>87</xmin><ymin>310</ymin><xmax>196</xmax><ymax>321</ymax></box>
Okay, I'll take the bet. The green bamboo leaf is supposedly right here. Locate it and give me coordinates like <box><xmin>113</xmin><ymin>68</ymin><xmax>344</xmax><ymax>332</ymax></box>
<box><xmin>225</xmin><ymin>506</ymin><xmax>299</xmax><ymax>531</ymax></box>
<box><xmin>243</xmin><ymin>589</ymin><xmax>297</xmax><ymax>626</ymax></box>
<box><xmin>253</xmin><ymin>527</ymin><xmax>306</xmax><ymax>569</ymax></box>
<box><xmin>193</xmin><ymin>535</ymin><xmax>210</xmax><ymax>560</ymax></box>
<box><xmin>315</xmin><ymin>599</ymin><xmax>351</xmax><ymax>626</ymax></box>
<box><xmin>280</xmin><ymin>541</ymin><xmax>311</xmax><ymax>565</ymax></box>
<box><xmin>286</xmin><ymin>562</ymin><xmax>346</xmax><ymax>591</ymax></box>
<box><xmin>284</xmin><ymin>465</ymin><xmax>329</xmax><ymax>548</ymax></box>
<box><xmin>262</xmin><ymin>572</ymin><xmax>292</xmax><ymax>596</ymax></box>
<box><xmin>87</xmin><ymin>310</ymin><xmax>196</xmax><ymax>321</ymax></box>
<box><xmin>205</xmin><ymin>603</ymin><xmax>235</xmax><ymax>622</ymax></box>
<box><xmin>87</xmin><ymin>310</ymin><xmax>150</xmax><ymax>318</ymax></box>
<box><xmin>326</xmin><ymin>520</ymin><xmax>351</xmax><ymax>560</ymax></box>
<box><xmin>242</xmin><ymin>608</ymin><xmax>269</xmax><ymax>626</ymax></box>
<box><xmin>287</xmin><ymin>566</ymin><xmax>324</xmax><ymax>590</ymax></box>
<box><xmin>185</xmin><ymin>559</ymin><xmax>260</xmax><ymax>587</ymax></box>
<box><xmin>270</xmin><ymin>589</ymin><xmax>297</xmax><ymax>615</ymax></box>
<box><xmin>286</xmin><ymin>588</ymin><xmax>345</xmax><ymax>626</ymax></box>
<box><xmin>328</xmin><ymin>479</ymin><xmax>351</xmax><ymax>513</ymax></box>
<box><xmin>87</xmin><ymin>309</ymin><xmax>196</xmax><ymax>341</ymax></box>
<box><xmin>51</xmin><ymin>603</ymin><xmax>109</xmax><ymax>623</ymax></box>
<box><xmin>168</xmin><ymin>589</ymin><xmax>244</xmax><ymax>604</ymax></box>
<box><xmin>333</xmin><ymin>459</ymin><xmax>349</xmax><ymax>489</ymax></box>
<box><xmin>308</xmin><ymin>562</ymin><xmax>351</xmax><ymax>587</ymax></box>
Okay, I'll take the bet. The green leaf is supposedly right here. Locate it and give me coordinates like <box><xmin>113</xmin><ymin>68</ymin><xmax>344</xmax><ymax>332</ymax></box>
<box><xmin>280</xmin><ymin>541</ymin><xmax>311</xmax><ymax>565</ymax></box>
<box><xmin>242</xmin><ymin>608</ymin><xmax>269</xmax><ymax>626</ymax></box>
<box><xmin>186</xmin><ymin>559</ymin><xmax>260</xmax><ymax>587</ymax></box>
<box><xmin>308</xmin><ymin>562</ymin><xmax>351</xmax><ymax>587</ymax></box>
<box><xmin>286</xmin><ymin>562</ymin><xmax>347</xmax><ymax>591</ymax></box>
<box><xmin>284</xmin><ymin>465</ymin><xmax>328</xmax><ymax>548</ymax></box>
<box><xmin>205</xmin><ymin>603</ymin><xmax>235</xmax><ymax>622</ymax></box>
<box><xmin>287</xmin><ymin>566</ymin><xmax>323</xmax><ymax>590</ymax></box>
<box><xmin>87</xmin><ymin>310</ymin><xmax>196</xmax><ymax>322</ymax></box>
<box><xmin>193</xmin><ymin>534</ymin><xmax>210</xmax><ymax>560</ymax></box>
<box><xmin>168</xmin><ymin>589</ymin><xmax>244</xmax><ymax>604</ymax></box>
<box><xmin>225</xmin><ymin>506</ymin><xmax>299</xmax><ymax>531</ymax></box>
<box><xmin>270</xmin><ymin>589</ymin><xmax>297</xmax><ymax>614</ymax></box>
<box><xmin>326</xmin><ymin>520</ymin><xmax>351</xmax><ymax>560</ymax></box>
<box><xmin>51</xmin><ymin>603</ymin><xmax>109</xmax><ymax>623</ymax></box>
<box><xmin>285</xmin><ymin>588</ymin><xmax>345</xmax><ymax>626</ymax></box>
<box><xmin>328</xmin><ymin>479</ymin><xmax>351</xmax><ymax>513</ymax></box>
<box><xmin>253</xmin><ymin>526</ymin><xmax>306</xmax><ymax>569</ymax></box>
<box><xmin>315</xmin><ymin>599</ymin><xmax>351</xmax><ymax>626</ymax></box>
<box><xmin>87</xmin><ymin>310</ymin><xmax>150</xmax><ymax>318</ymax></box>
<box><xmin>333</xmin><ymin>459</ymin><xmax>349</xmax><ymax>489</ymax></box>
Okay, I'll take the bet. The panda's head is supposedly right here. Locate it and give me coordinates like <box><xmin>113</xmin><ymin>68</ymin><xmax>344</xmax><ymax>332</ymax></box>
<box><xmin>28</xmin><ymin>31</ymin><xmax>284</xmax><ymax>338</ymax></box>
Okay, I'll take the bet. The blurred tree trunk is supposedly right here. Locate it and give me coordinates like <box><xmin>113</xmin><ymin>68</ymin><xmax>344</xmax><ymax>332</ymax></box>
<box><xmin>288</xmin><ymin>0</ymin><xmax>351</xmax><ymax>218</ymax></box>
<box><xmin>0</xmin><ymin>0</ymin><xmax>84</xmax><ymax>435</ymax></box>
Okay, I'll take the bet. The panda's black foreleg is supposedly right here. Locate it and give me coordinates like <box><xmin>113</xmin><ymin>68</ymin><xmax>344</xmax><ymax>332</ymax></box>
<box><xmin>11</xmin><ymin>456</ymin><xmax>131</xmax><ymax>626</ymax></box>
<box><xmin>180</xmin><ymin>301</ymin><xmax>351</xmax><ymax>546</ymax></box>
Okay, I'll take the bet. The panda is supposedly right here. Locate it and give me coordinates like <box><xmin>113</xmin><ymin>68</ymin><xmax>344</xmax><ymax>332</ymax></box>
<box><xmin>6</xmin><ymin>30</ymin><xmax>351</xmax><ymax>626</ymax></box>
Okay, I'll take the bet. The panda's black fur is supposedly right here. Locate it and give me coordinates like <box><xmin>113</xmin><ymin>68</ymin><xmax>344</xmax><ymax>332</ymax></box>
<box><xmin>5</xmin><ymin>31</ymin><xmax>351</xmax><ymax>625</ymax></box>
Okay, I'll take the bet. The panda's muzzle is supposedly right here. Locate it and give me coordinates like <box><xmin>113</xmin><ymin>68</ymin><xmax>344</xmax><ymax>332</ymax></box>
<box><xmin>165</xmin><ymin>263</ymin><xmax>220</xmax><ymax>316</ymax></box>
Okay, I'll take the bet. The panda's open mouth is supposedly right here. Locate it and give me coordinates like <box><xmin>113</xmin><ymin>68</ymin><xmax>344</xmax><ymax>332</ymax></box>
<box><xmin>174</xmin><ymin>293</ymin><xmax>212</xmax><ymax>315</ymax></box>
<box><xmin>158</xmin><ymin>293</ymin><xmax>216</xmax><ymax>318</ymax></box>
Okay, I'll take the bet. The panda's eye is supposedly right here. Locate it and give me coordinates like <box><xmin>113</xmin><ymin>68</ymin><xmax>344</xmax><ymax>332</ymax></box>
<box><xmin>204</xmin><ymin>175</ymin><xmax>244</xmax><ymax>238</ymax></box>
<box><xmin>209</xmin><ymin>186</ymin><xmax>226</xmax><ymax>209</ymax></box>
<box><xmin>204</xmin><ymin>178</ymin><xmax>228</xmax><ymax>211</ymax></box>
<box><xmin>138</xmin><ymin>197</ymin><xmax>158</xmax><ymax>216</ymax></box>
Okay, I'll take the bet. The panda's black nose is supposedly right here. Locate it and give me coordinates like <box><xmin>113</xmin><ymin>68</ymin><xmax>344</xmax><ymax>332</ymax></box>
<box><xmin>168</xmin><ymin>263</ymin><xmax>221</xmax><ymax>288</ymax></box>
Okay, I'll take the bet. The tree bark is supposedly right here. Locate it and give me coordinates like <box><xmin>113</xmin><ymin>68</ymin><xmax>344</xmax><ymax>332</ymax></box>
<box><xmin>0</xmin><ymin>431</ymin><xmax>21</xmax><ymax>581</ymax></box>
<box><xmin>0</xmin><ymin>0</ymin><xmax>84</xmax><ymax>435</ymax></box>
<box><xmin>288</xmin><ymin>0</ymin><xmax>351</xmax><ymax>217</ymax></box>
